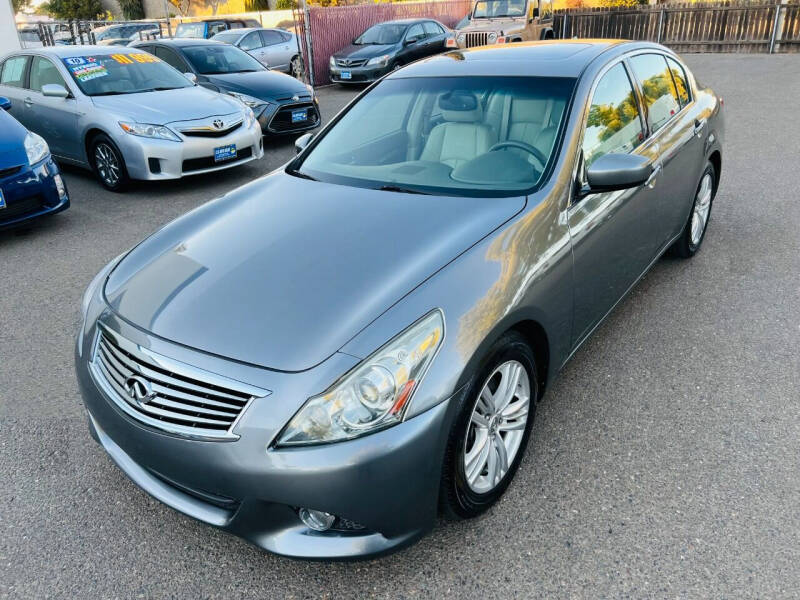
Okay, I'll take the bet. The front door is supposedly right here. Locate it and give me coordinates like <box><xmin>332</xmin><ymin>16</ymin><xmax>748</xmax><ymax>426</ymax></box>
<box><xmin>568</xmin><ymin>60</ymin><xmax>665</xmax><ymax>347</ymax></box>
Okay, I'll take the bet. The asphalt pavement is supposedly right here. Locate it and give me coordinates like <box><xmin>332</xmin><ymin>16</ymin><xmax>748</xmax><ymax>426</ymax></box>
<box><xmin>2</xmin><ymin>54</ymin><xmax>799</xmax><ymax>599</ymax></box>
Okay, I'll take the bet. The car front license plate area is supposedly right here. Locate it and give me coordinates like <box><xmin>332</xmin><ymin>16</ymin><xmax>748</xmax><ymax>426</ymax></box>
<box><xmin>214</xmin><ymin>144</ymin><xmax>237</xmax><ymax>163</ymax></box>
<box><xmin>0</xmin><ymin>189</ymin><xmax>6</xmax><ymax>210</ymax></box>
<box><xmin>341</xmin><ymin>70</ymin><xmax>352</xmax><ymax>80</ymax></box>
<box><xmin>291</xmin><ymin>109</ymin><xmax>308</xmax><ymax>123</ymax></box>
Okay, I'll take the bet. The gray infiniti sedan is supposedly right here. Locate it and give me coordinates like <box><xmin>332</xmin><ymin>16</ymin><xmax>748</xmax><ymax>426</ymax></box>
<box><xmin>0</xmin><ymin>46</ymin><xmax>263</xmax><ymax>191</ymax></box>
<box><xmin>75</xmin><ymin>41</ymin><xmax>723</xmax><ymax>559</ymax></box>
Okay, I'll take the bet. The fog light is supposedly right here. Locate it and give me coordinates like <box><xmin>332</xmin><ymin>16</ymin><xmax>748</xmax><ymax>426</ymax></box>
<box><xmin>299</xmin><ymin>508</ymin><xmax>336</xmax><ymax>531</ymax></box>
<box><xmin>54</xmin><ymin>174</ymin><xmax>67</xmax><ymax>199</ymax></box>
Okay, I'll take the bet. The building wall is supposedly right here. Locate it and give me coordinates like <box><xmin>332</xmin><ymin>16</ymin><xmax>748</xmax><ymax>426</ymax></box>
<box><xmin>2</xmin><ymin>0</ymin><xmax>21</xmax><ymax>56</ymax></box>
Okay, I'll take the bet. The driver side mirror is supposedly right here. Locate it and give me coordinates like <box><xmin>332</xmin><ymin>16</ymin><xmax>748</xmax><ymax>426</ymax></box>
<box><xmin>583</xmin><ymin>153</ymin><xmax>652</xmax><ymax>194</ymax></box>
<box><xmin>41</xmin><ymin>84</ymin><xmax>69</xmax><ymax>99</ymax></box>
<box><xmin>184</xmin><ymin>72</ymin><xmax>198</xmax><ymax>84</ymax></box>
<box><xmin>295</xmin><ymin>132</ymin><xmax>314</xmax><ymax>154</ymax></box>
<box><xmin>0</xmin><ymin>96</ymin><xmax>10</xmax><ymax>111</ymax></box>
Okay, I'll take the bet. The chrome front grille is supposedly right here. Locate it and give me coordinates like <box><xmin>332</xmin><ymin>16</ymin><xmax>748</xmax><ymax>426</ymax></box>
<box><xmin>179</xmin><ymin>121</ymin><xmax>243</xmax><ymax>138</ymax></box>
<box><xmin>336</xmin><ymin>58</ymin><xmax>367</xmax><ymax>67</ymax></box>
<box><xmin>465</xmin><ymin>32</ymin><xmax>490</xmax><ymax>48</ymax></box>
<box><xmin>90</xmin><ymin>326</ymin><xmax>270</xmax><ymax>441</ymax></box>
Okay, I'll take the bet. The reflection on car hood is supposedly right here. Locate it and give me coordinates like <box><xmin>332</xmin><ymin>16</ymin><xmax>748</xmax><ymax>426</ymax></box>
<box><xmin>0</xmin><ymin>110</ymin><xmax>29</xmax><ymax>169</ymax></box>
<box><xmin>104</xmin><ymin>172</ymin><xmax>525</xmax><ymax>371</ymax></box>
<box><xmin>333</xmin><ymin>44</ymin><xmax>397</xmax><ymax>60</ymax></box>
<box><xmin>205</xmin><ymin>70</ymin><xmax>309</xmax><ymax>101</ymax></box>
<box><xmin>90</xmin><ymin>86</ymin><xmax>242</xmax><ymax>124</ymax></box>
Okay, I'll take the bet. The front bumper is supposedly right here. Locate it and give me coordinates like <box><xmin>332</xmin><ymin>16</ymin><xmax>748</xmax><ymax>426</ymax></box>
<box><xmin>0</xmin><ymin>157</ymin><xmax>69</xmax><ymax>230</ymax></box>
<box><xmin>114</xmin><ymin>120</ymin><xmax>264</xmax><ymax>181</ymax></box>
<box><xmin>75</xmin><ymin>315</ymin><xmax>456</xmax><ymax>560</ymax></box>
<box><xmin>255</xmin><ymin>98</ymin><xmax>321</xmax><ymax>136</ymax></box>
<box><xmin>329</xmin><ymin>63</ymin><xmax>391</xmax><ymax>84</ymax></box>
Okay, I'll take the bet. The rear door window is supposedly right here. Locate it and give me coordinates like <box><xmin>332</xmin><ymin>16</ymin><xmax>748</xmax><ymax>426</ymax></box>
<box><xmin>665</xmin><ymin>56</ymin><xmax>690</xmax><ymax>108</ymax></box>
<box><xmin>154</xmin><ymin>47</ymin><xmax>189</xmax><ymax>72</ymax></box>
<box><xmin>0</xmin><ymin>56</ymin><xmax>29</xmax><ymax>88</ymax></box>
<box><xmin>260</xmin><ymin>30</ymin><xmax>284</xmax><ymax>46</ymax></box>
<box><xmin>629</xmin><ymin>53</ymin><xmax>681</xmax><ymax>134</ymax></box>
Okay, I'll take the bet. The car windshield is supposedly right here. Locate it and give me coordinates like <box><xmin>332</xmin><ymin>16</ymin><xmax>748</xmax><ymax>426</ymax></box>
<box><xmin>175</xmin><ymin>23</ymin><xmax>206</xmax><ymax>38</ymax></box>
<box><xmin>61</xmin><ymin>53</ymin><xmax>192</xmax><ymax>96</ymax></box>
<box><xmin>210</xmin><ymin>31</ymin><xmax>241</xmax><ymax>44</ymax></box>
<box><xmin>473</xmin><ymin>0</ymin><xmax>528</xmax><ymax>18</ymax></box>
<box><xmin>182</xmin><ymin>44</ymin><xmax>265</xmax><ymax>74</ymax></box>
<box><xmin>294</xmin><ymin>76</ymin><xmax>575</xmax><ymax>197</ymax></box>
<box><xmin>354</xmin><ymin>23</ymin><xmax>406</xmax><ymax>45</ymax></box>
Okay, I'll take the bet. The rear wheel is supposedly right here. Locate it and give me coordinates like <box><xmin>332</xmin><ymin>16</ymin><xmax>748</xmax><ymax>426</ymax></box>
<box><xmin>440</xmin><ymin>331</ymin><xmax>537</xmax><ymax>519</ymax></box>
<box><xmin>90</xmin><ymin>134</ymin><xmax>129</xmax><ymax>192</ymax></box>
<box><xmin>290</xmin><ymin>55</ymin><xmax>304</xmax><ymax>79</ymax></box>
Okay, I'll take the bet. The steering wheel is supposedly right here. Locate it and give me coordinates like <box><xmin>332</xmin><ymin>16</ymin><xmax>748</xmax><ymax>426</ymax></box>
<box><xmin>489</xmin><ymin>141</ymin><xmax>548</xmax><ymax>170</ymax></box>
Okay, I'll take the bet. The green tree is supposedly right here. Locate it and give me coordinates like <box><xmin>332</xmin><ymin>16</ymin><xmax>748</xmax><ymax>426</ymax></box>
<box><xmin>118</xmin><ymin>0</ymin><xmax>144</xmax><ymax>19</ymax></box>
<box><xmin>39</xmin><ymin>0</ymin><xmax>104</xmax><ymax>19</ymax></box>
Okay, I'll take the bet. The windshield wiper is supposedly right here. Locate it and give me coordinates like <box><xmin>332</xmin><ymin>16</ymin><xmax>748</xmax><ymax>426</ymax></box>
<box><xmin>378</xmin><ymin>185</ymin><xmax>430</xmax><ymax>195</ymax></box>
<box><xmin>287</xmin><ymin>168</ymin><xmax>317</xmax><ymax>182</ymax></box>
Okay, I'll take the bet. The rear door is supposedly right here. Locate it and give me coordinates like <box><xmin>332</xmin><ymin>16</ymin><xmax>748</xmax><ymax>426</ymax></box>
<box><xmin>260</xmin><ymin>29</ymin><xmax>291</xmax><ymax>71</ymax></box>
<box><xmin>422</xmin><ymin>22</ymin><xmax>446</xmax><ymax>56</ymax></box>
<box><xmin>628</xmin><ymin>52</ymin><xmax>705</xmax><ymax>244</ymax></box>
<box><xmin>25</xmin><ymin>56</ymin><xmax>80</xmax><ymax>160</ymax></box>
<box><xmin>568</xmin><ymin>60</ymin><xmax>665</xmax><ymax>347</ymax></box>
<box><xmin>239</xmin><ymin>31</ymin><xmax>267</xmax><ymax>66</ymax></box>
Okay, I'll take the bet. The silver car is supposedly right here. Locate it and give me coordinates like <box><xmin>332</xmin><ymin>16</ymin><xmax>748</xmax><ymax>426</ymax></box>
<box><xmin>0</xmin><ymin>46</ymin><xmax>264</xmax><ymax>191</ymax></box>
<box><xmin>210</xmin><ymin>28</ymin><xmax>303</xmax><ymax>78</ymax></box>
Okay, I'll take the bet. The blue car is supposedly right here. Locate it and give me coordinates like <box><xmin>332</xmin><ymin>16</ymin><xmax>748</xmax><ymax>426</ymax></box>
<box><xmin>0</xmin><ymin>96</ymin><xmax>69</xmax><ymax>230</ymax></box>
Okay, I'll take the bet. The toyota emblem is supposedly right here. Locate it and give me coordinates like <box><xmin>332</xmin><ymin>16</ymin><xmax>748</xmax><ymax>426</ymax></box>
<box><xmin>124</xmin><ymin>375</ymin><xmax>155</xmax><ymax>406</ymax></box>
<box><xmin>292</xmin><ymin>94</ymin><xmax>300</xmax><ymax>102</ymax></box>
<box><xmin>212</xmin><ymin>119</ymin><xmax>224</xmax><ymax>129</ymax></box>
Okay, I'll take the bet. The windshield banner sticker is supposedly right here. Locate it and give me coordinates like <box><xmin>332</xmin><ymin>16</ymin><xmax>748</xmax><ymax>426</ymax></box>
<box><xmin>64</xmin><ymin>58</ymin><xmax>108</xmax><ymax>81</ymax></box>
<box><xmin>110</xmin><ymin>53</ymin><xmax>161</xmax><ymax>64</ymax></box>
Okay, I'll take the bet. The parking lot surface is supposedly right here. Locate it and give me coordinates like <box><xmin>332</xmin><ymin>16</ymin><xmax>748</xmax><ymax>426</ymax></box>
<box><xmin>2</xmin><ymin>54</ymin><xmax>799</xmax><ymax>599</ymax></box>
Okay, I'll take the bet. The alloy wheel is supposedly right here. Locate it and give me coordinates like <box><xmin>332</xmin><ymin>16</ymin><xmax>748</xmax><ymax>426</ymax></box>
<box><xmin>291</xmin><ymin>57</ymin><xmax>303</xmax><ymax>79</ymax></box>
<box><xmin>95</xmin><ymin>143</ymin><xmax>121</xmax><ymax>187</ymax></box>
<box><xmin>691</xmin><ymin>172</ymin><xmax>713</xmax><ymax>245</ymax></box>
<box><xmin>463</xmin><ymin>360</ymin><xmax>531</xmax><ymax>494</ymax></box>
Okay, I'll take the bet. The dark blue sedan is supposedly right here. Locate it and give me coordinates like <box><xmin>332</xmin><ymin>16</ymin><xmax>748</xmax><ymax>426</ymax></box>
<box><xmin>0</xmin><ymin>96</ymin><xmax>69</xmax><ymax>230</ymax></box>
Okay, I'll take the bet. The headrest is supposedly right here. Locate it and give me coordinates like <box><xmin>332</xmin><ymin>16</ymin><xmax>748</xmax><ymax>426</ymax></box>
<box><xmin>510</xmin><ymin>97</ymin><xmax>548</xmax><ymax>122</ymax></box>
<box><xmin>439</xmin><ymin>91</ymin><xmax>483</xmax><ymax>123</ymax></box>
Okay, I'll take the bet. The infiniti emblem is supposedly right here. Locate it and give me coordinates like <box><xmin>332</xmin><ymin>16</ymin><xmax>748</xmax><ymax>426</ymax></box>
<box><xmin>124</xmin><ymin>375</ymin><xmax>155</xmax><ymax>406</ymax></box>
<box><xmin>212</xmin><ymin>119</ymin><xmax>224</xmax><ymax>129</ymax></box>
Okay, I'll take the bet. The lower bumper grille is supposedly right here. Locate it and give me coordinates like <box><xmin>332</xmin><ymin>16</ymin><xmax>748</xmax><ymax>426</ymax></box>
<box><xmin>0</xmin><ymin>194</ymin><xmax>44</xmax><ymax>221</ymax></box>
<box><xmin>90</xmin><ymin>326</ymin><xmax>269</xmax><ymax>440</ymax></box>
<box><xmin>182</xmin><ymin>146</ymin><xmax>253</xmax><ymax>173</ymax></box>
<box><xmin>267</xmin><ymin>103</ymin><xmax>320</xmax><ymax>133</ymax></box>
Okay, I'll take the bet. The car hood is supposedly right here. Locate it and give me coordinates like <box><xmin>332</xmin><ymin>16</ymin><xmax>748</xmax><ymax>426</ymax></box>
<box><xmin>90</xmin><ymin>86</ymin><xmax>242</xmax><ymax>124</ymax></box>
<box><xmin>104</xmin><ymin>172</ymin><xmax>525</xmax><ymax>371</ymax></box>
<box><xmin>205</xmin><ymin>70</ymin><xmax>309</xmax><ymax>101</ymax></box>
<box><xmin>0</xmin><ymin>110</ymin><xmax>29</xmax><ymax>169</ymax></box>
<box><xmin>333</xmin><ymin>44</ymin><xmax>398</xmax><ymax>60</ymax></box>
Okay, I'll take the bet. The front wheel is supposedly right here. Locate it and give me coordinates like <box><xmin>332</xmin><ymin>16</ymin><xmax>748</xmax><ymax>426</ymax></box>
<box><xmin>440</xmin><ymin>331</ymin><xmax>537</xmax><ymax>519</ymax></box>
<box><xmin>669</xmin><ymin>162</ymin><xmax>716</xmax><ymax>258</ymax></box>
<box><xmin>91</xmin><ymin>134</ymin><xmax>129</xmax><ymax>192</ymax></box>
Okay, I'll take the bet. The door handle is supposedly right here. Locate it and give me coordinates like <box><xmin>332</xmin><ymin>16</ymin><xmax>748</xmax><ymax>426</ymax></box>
<box><xmin>645</xmin><ymin>164</ymin><xmax>662</xmax><ymax>189</ymax></box>
<box><xmin>24</xmin><ymin>97</ymin><xmax>33</xmax><ymax>107</ymax></box>
<box><xmin>694</xmin><ymin>119</ymin><xmax>706</xmax><ymax>136</ymax></box>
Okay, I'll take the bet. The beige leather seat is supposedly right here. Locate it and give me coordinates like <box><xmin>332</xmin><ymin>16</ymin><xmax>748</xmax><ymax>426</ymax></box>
<box><xmin>421</xmin><ymin>93</ymin><xmax>497</xmax><ymax>170</ymax></box>
<box><xmin>486</xmin><ymin>95</ymin><xmax>564</xmax><ymax>159</ymax></box>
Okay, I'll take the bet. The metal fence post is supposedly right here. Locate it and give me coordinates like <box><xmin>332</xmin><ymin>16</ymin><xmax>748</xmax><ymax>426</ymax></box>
<box><xmin>561</xmin><ymin>12</ymin><xmax>568</xmax><ymax>39</ymax></box>
<box><xmin>769</xmin><ymin>0</ymin><xmax>787</xmax><ymax>54</ymax></box>
<box><xmin>302</xmin><ymin>0</ymin><xmax>315</xmax><ymax>87</ymax></box>
<box><xmin>656</xmin><ymin>8</ymin><xmax>664</xmax><ymax>43</ymax></box>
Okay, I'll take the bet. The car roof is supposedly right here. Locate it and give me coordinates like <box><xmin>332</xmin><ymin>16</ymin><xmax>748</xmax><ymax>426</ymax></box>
<box><xmin>371</xmin><ymin>18</ymin><xmax>433</xmax><ymax>26</ymax></box>
<box><xmin>136</xmin><ymin>38</ymin><xmax>227</xmax><ymax>48</ymax></box>
<box><xmin>20</xmin><ymin>45</ymin><xmax>146</xmax><ymax>58</ymax></box>
<box><xmin>391</xmin><ymin>40</ymin><xmax>656</xmax><ymax>80</ymax></box>
<box><xmin>214</xmin><ymin>27</ymin><xmax>290</xmax><ymax>35</ymax></box>
<box><xmin>178</xmin><ymin>18</ymin><xmax>251</xmax><ymax>24</ymax></box>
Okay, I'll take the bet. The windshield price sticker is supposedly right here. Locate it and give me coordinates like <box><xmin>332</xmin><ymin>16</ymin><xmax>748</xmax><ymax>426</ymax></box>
<box><xmin>63</xmin><ymin>57</ymin><xmax>108</xmax><ymax>81</ymax></box>
<box><xmin>110</xmin><ymin>53</ymin><xmax>161</xmax><ymax>65</ymax></box>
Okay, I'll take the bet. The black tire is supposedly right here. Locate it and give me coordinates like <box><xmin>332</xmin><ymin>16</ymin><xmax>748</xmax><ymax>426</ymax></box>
<box><xmin>90</xmin><ymin>134</ymin><xmax>129</xmax><ymax>192</ymax></box>
<box><xmin>290</xmin><ymin>55</ymin><xmax>304</xmax><ymax>79</ymax></box>
<box><xmin>669</xmin><ymin>162</ymin><xmax>716</xmax><ymax>258</ymax></box>
<box><xmin>440</xmin><ymin>331</ymin><xmax>538</xmax><ymax>520</ymax></box>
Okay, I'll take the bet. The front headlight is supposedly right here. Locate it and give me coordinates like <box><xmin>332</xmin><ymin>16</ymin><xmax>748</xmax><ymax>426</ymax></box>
<box><xmin>78</xmin><ymin>253</ymin><xmax>125</xmax><ymax>349</ymax></box>
<box><xmin>488</xmin><ymin>32</ymin><xmax>498</xmax><ymax>43</ymax></box>
<box><xmin>227</xmin><ymin>91</ymin><xmax>266</xmax><ymax>109</ymax></box>
<box><xmin>457</xmin><ymin>33</ymin><xmax>466</xmax><ymax>45</ymax></box>
<box><xmin>243</xmin><ymin>105</ymin><xmax>256</xmax><ymax>128</ymax></box>
<box><xmin>366</xmin><ymin>54</ymin><xmax>391</xmax><ymax>67</ymax></box>
<box><xmin>329</xmin><ymin>55</ymin><xmax>336</xmax><ymax>68</ymax></box>
<box><xmin>24</xmin><ymin>132</ymin><xmax>49</xmax><ymax>165</ymax></box>
<box><xmin>305</xmin><ymin>83</ymin><xmax>314</xmax><ymax>97</ymax></box>
<box><xmin>276</xmin><ymin>310</ymin><xmax>444</xmax><ymax>446</ymax></box>
<box><xmin>118</xmin><ymin>122</ymin><xmax>181</xmax><ymax>142</ymax></box>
